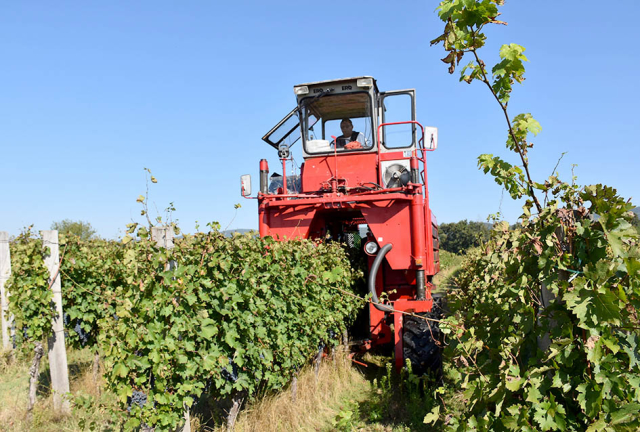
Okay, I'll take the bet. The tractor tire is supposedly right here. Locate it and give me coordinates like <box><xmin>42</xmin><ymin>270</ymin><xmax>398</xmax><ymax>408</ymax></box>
<box><xmin>402</xmin><ymin>294</ymin><xmax>445</xmax><ymax>376</ymax></box>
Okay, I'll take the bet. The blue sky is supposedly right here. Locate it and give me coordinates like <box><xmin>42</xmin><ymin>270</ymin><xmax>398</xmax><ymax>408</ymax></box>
<box><xmin>2</xmin><ymin>1</ymin><xmax>639</xmax><ymax>239</ymax></box>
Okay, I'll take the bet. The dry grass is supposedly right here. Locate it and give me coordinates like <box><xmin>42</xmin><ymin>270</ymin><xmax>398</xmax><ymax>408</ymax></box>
<box><xmin>3</xmin><ymin>347</ymin><xmax>429</xmax><ymax>432</ymax></box>
<box><xmin>205</xmin><ymin>353</ymin><xmax>370</xmax><ymax>432</ymax></box>
<box><xmin>0</xmin><ymin>347</ymin><xmax>116</xmax><ymax>432</ymax></box>
<box><xmin>433</xmin><ymin>250</ymin><xmax>464</xmax><ymax>292</ymax></box>
<box><xmin>1</xmin><ymin>347</ymin><xmax>373</xmax><ymax>432</ymax></box>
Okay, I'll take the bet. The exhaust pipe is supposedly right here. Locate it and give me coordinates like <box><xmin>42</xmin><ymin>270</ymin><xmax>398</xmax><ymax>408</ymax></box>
<box><xmin>416</xmin><ymin>270</ymin><xmax>426</xmax><ymax>300</ymax></box>
<box><xmin>260</xmin><ymin>159</ymin><xmax>269</xmax><ymax>194</ymax></box>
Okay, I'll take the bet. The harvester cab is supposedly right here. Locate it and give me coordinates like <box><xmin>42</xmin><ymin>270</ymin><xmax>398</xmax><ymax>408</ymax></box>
<box><xmin>242</xmin><ymin>76</ymin><xmax>442</xmax><ymax>373</ymax></box>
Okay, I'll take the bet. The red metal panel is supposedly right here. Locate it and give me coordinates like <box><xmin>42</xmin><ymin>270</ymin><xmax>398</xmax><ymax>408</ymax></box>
<box><xmin>262</xmin><ymin>206</ymin><xmax>317</xmax><ymax>239</ymax></box>
<box><xmin>394</xmin><ymin>312</ymin><xmax>403</xmax><ymax>371</ymax></box>
<box><xmin>301</xmin><ymin>153</ymin><xmax>378</xmax><ymax>192</ymax></box>
<box><xmin>369</xmin><ymin>303</ymin><xmax>392</xmax><ymax>345</ymax></box>
<box><xmin>262</xmin><ymin>193</ymin><xmax>411</xmax><ymax>208</ymax></box>
<box><xmin>258</xmin><ymin>203</ymin><xmax>268</xmax><ymax>237</ymax></box>
<box><xmin>410</xmin><ymin>194</ymin><xmax>426</xmax><ymax>269</ymax></box>
<box><xmin>361</xmin><ymin>200</ymin><xmax>413</xmax><ymax>270</ymax></box>
<box><xmin>393</xmin><ymin>299</ymin><xmax>432</xmax><ymax>313</ymax></box>
<box><xmin>424</xmin><ymin>205</ymin><xmax>436</xmax><ymax>275</ymax></box>
<box><xmin>379</xmin><ymin>150</ymin><xmax>413</xmax><ymax>161</ymax></box>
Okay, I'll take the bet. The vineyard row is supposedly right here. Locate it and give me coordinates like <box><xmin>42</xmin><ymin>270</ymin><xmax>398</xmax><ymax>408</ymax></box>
<box><xmin>0</xmin><ymin>226</ymin><xmax>362</xmax><ymax>430</ymax></box>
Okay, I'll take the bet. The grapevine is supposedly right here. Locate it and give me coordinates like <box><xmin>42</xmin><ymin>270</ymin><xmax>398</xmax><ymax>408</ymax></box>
<box><xmin>4</xmin><ymin>219</ymin><xmax>361</xmax><ymax>430</ymax></box>
<box><xmin>6</xmin><ymin>227</ymin><xmax>54</xmax><ymax>347</ymax></box>
<box><xmin>97</xmin><ymin>227</ymin><xmax>362</xmax><ymax>430</ymax></box>
<box><xmin>432</xmin><ymin>1</ymin><xmax>640</xmax><ymax>430</ymax></box>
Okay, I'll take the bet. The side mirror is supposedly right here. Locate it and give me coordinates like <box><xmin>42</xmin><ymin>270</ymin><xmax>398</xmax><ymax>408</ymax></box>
<box><xmin>240</xmin><ymin>174</ymin><xmax>252</xmax><ymax>196</ymax></box>
<box><xmin>424</xmin><ymin>127</ymin><xmax>438</xmax><ymax>150</ymax></box>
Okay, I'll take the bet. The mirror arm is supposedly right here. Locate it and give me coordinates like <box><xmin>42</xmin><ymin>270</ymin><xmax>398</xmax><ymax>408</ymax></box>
<box><xmin>241</xmin><ymin>187</ymin><xmax>257</xmax><ymax>200</ymax></box>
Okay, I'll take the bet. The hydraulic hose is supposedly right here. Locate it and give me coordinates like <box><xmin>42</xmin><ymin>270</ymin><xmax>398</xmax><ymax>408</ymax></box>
<box><xmin>368</xmin><ymin>243</ymin><xmax>394</xmax><ymax>312</ymax></box>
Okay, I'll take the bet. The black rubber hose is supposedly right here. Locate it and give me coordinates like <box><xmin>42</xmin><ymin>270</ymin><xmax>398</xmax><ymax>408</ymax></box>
<box><xmin>368</xmin><ymin>243</ymin><xmax>394</xmax><ymax>312</ymax></box>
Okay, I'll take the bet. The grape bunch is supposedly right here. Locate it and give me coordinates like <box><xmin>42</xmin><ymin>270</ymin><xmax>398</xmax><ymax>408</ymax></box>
<box><xmin>186</xmin><ymin>377</ymin><xmax>213</xmax><ymax>407</ymax></box>
<box><xmin>73</xmin><ymin>321</ymin><xmax>90</xmax><ymax>346</ymax></box>
<box><xmin>127</xmin><ymin>390</ymin><xmax>148</xmax><ymax>412</ymax></box>
<box><xmin>221</xmin><ymin>359</ymin><xmax>238</xmax><ymax>383</ymax></box>
<box><xmin>62</xmin><ymin>313</ymin><xmax>71</xmax><ymax>339</ymax></box>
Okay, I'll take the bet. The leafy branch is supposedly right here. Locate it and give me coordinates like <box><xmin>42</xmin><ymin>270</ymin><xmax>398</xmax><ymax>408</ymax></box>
<box><xmin>431</xmin><ymin>0</ymin><xmax>543</xmax><ymax>214</ymax></box>
<box><xmin>430</xmin><ymin>2</ymin><xmax>640</xmax><ymax>430</ymax></box>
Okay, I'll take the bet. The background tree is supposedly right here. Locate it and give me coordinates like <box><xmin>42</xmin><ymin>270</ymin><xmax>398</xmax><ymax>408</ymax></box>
<box><xmin>439</xmin><ymin>219</ymin><xmax>490</xmax><ymax>254</ymax></box>
<box><xmin>631</xmin><ymin>209</ymin><xmax>640</xmax><ymax>233</ymax></box>
<box><xmin>50</xmin><ymin>219</ymin><xmax>97</xmax><ymax>240</ymax></box>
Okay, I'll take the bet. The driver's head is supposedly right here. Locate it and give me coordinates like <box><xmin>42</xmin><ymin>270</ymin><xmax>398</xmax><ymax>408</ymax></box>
<box><xmin>340</xmin><ymin>118</ymin><xmax>354</xmax><ymax>137</ymax></box>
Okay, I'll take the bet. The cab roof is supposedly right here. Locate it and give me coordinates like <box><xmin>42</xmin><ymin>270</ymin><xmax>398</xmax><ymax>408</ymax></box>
<box><xmin>294</xmin><ymin>76</ymin><xmax>379</xmax><ymax>93</ymax></box>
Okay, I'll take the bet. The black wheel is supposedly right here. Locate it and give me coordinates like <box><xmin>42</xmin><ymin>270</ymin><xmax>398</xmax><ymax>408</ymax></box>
<box><xmin>402</xmin><ymin>294</ymin><xmax>445</xmax><ymax>376</ymax></box>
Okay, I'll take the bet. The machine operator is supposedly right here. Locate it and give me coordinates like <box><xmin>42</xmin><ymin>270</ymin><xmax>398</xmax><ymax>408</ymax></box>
<box><xmin>333</xmin><ymin>118</ymin><xmax>364</xmax><ymax>150</ymax></box>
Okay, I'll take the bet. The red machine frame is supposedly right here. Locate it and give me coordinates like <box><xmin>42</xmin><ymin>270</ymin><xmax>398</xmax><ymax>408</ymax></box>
<box><xmin>245</xmin><ymin>79</ymin><xmax>440</xmax><ymax>371</ymax></box>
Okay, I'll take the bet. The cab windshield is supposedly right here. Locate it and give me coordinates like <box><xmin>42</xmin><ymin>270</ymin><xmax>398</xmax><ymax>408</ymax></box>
<box><xmin>301</xmin><ymin>92</ymin><xmax>374</xmax><ymax>154</ymax></box>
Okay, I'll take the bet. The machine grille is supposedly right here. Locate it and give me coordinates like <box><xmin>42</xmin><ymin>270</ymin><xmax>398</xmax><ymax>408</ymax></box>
<box><xmin>343</xmin><ymin>231</ymin><xmax>362</xmax><ymax>250</ymax></box>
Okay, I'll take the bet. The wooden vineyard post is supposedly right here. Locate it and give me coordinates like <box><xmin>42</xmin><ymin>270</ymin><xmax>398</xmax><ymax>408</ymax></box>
<box><xmin>151</xmin><ymin>226</ymin><xmax>177</xmax><ymax>273</ymax></box>
<box><xmin>226</xmin><ymin>393</ymin><xmax>244</xmax><ymax>431</ymax></box>
<box><xmin>152</xmin><ymin>226</ymin><xmax>174</xmax><ymax>255</ymax></box>
<box><xmin>0</xmin><ymin>231</ymin><xmax>11</xmax><ymax>351</ymax></box>
<box><xmin>151</xmin><ymin>227</ymin><xmax>191</xmax><ymax>432</ymax></box>
<box><xmin>290</xmin><ymin>375</ymin><xmax>298</xmax><ymax>403</ymax></box>
<box><xmin>538</xmin><ymin>225</ymin><xmax>570</xmax><ymax>354</ymax></box>
<box><xmin>42</xmin><ymin>230</ymin><xmax>71</xmax><ymax>413</ymax></box>
<box><xmin>314</xmin><ymin>346</ymin><xmax>323</xmax><ymax>381</ymax></box>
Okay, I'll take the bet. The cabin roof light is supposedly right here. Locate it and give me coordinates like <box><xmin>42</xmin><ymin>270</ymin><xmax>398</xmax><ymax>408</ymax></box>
<box><xmin>357</xmin><ymin>78</ymin><xmax>373</xmax><ymax>88</ymax></box>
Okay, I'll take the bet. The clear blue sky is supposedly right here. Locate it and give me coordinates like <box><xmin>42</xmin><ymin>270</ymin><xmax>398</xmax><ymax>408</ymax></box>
<box><xmin>2</xmin><ymin>1</ymin><xmax>638</xmax><ymax>239</ymax></box>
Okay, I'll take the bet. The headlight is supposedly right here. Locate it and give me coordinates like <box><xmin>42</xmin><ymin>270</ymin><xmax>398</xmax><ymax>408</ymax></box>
<box><xmin>294</xmin><ymin>86</ymin><xmax>309</xmax><ymax>95</ymax></box>
<box><xmin>364</xmin><ymin>241</ymin><xmax>379</xmax><ymax>255</ymax></box>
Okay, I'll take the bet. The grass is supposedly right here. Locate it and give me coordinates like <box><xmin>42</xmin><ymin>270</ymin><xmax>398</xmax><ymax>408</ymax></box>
<box><xmin>207</xmin><ymin>351</ymin><xmax>368</xmax><ymax>431</ymax></box>
<box><xmin>0</xmin><ymin>347</ymin><xmax>117</xmax><ymax>432</ymax></box>
<box><xmin>0</xmin><ymin>346</ymin><xmax>460</xmax><ymax>432</ymax></box>
<box><xmin>203</xmin><ymin>352</ymin><xmax>456</xmax><ymax>432</ymax></box>
<box><xmin>433</xmin><ymin>250</ymin><xmax>465</xmax><ymax>293</ymax></box>
<box><xmin>328</xmin><ymin>353</ymin><xmax>442</xmax><ymax>432</ymax></box>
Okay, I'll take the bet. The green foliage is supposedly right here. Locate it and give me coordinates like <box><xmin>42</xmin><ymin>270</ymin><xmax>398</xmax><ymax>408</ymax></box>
<box><xmin>438</xmin><ymin>249</ymin><xmax>463</xmax><ymax>269</ymax></box>
<box><xmin>443</xmin><ymin>184</ymin><xmax>640</xmax><ymax>431</ymax></box>
<box><xmin>477</xmin><ymin>154</ymin><xmax>526</xmax><ymax>199</ymax></box>
<box><xmin>433</xmin><ymin>0</ymin><xmax>542</xmax><ymax>210</ymax></box>
<box><xmin>6</xmin><ymin>176</ymin><xmax>360</xmax><ymax>429</ymax></box>
<box><xmin>509</xmin><ymin>113</ymin><xmax>541</xmax><ymax>153</ymax></box>
<box><xmin>430</xmin><ymin>1</ymin><xmax>500</xmax><ymax>74</ymax></box>
<box><xmin>60</xmin><ymin>235</ymin><xmax>123</xmax><ymax>351</ymax></box>
<box><xmin>7</xmin><ymin>231</ymin><xmax>121</xmax><ymax>351</ymax></box>
<box><xmin>491</xmin><ymin>43</ymin><xmax>528</xmax><ymax>104</ymax></box>
<box><xmin>432</xmin><ymin>1</ymin><xmax>640</xmax><ymax>430</ymax></box>
<box><xmin>51</xmin><ymin>219</ymin><xmax>97</xmax><ymax>240</ymax></box>
<box><xmin>432</xmin><ymin>2</ymin><xmax>527</xmax><ymax>105</ymax></box>
<box><xmin>6</xmin><ymin>221</ymin><xmax>362</xmax><ymax>430</ymax></box>
<box><xmin>439</xmin><ymin>220</ymin><xmax>490</xmax><ymax>254</ymax></box>
<box><xmin>630</xmin><ymin>211</ymin><xmax>639</xmax><ymax>233</ymax></box>
<box><xmin>6</xmin><ymin>228</ymin><xmax>54</xmax><ymax>345</ymax></box>
<box><xmin>98</xmin><ymin>229</ymin><xmax>361</xmax><ymax>430</ymax></box>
